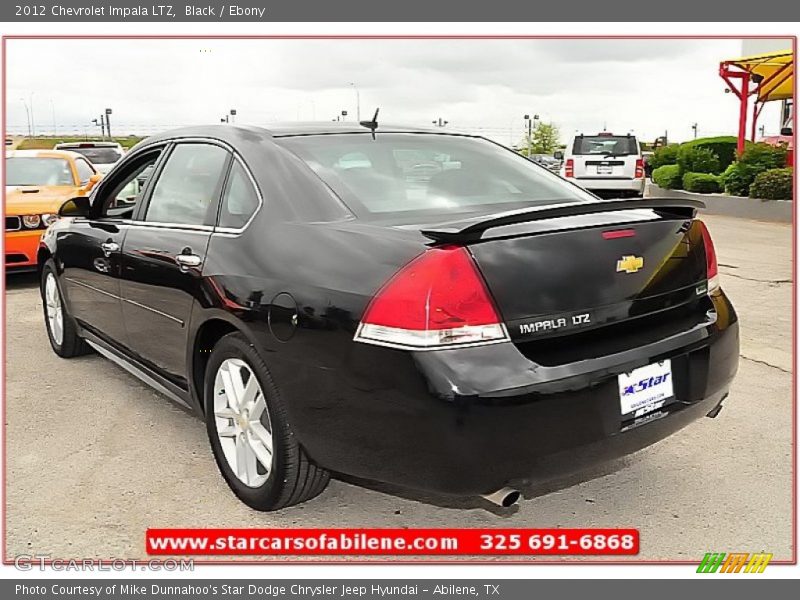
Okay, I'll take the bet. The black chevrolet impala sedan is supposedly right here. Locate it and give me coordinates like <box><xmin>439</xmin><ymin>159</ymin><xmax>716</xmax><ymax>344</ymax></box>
<box><xmin>38</xmin><ymin>123</ymin><xmax>739</xmax><ymax>510</ymax></box>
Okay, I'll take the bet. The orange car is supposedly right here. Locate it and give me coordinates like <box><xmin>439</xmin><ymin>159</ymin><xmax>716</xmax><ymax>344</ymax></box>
<box><xmin>5</xmin><ymin>149</ymin><xmax>101</xmax><ymax>272</ymax></box>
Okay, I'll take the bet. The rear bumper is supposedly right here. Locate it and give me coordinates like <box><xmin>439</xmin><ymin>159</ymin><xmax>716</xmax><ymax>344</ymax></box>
<box><xmin>282</xmin><ymin>292</ymin><xmax>739</xmax><ymax>496</ymax></box>
<box><xmin>4</xmin><ymin>229</ymin><xmax>43</xmax><ymax>270</ymax></box>
<box><xmin>571</xmin><ymin>177</ymin><xmax>645</xmax><ymax>194</ymax></box>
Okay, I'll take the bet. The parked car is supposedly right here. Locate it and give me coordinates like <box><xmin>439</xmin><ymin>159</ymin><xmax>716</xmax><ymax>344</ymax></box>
<box><xmin>53</xmin><ymin>141</ymin><xmax>124</xmax><ymax>174</ymax></box>
<box><xmin>5</xmin><ymin>149</ymin><xmax>100</xmax><ymax>271</ymax></box>
<box><xmin>40</xmin><ymin>124</ymin><xmax>738</xmax><ymax>510</ymax></box>
<box><xmin>528</xmin><ymin>153</ymin><xmax>562</xmax><ymax>173</ymax></box>
<box><xmin>560</xmin><ymin>132</ymin><xmax>646</xmax><ymax>198</ymax></box>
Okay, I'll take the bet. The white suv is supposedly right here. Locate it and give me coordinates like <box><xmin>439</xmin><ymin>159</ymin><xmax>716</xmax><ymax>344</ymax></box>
<box><xmin>53</xmin><ymin>141</ymin><xmax>124</xmax><ymax>174</ymax></box>
<box><xmin>560</xmin><ymin>133</ymin><xmax>645</xmax><ymax>198</ymax></box>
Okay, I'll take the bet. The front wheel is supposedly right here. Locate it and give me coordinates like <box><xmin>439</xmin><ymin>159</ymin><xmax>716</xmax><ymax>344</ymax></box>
<box><xmin>40</xmin><ymin>260</ymin><xmax>90</xmax><ymax>358</ymax></box>
<box><xmin>205</xmin><ymin>333</ymin><xmax>330</xmax><ymax>510</ymax></box>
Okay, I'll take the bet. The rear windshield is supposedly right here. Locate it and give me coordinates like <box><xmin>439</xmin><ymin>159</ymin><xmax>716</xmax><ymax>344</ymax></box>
<box><xmin>278</xmin><ymin>133</ymin><xmax>595</xmax><ymax>219</ymax></box>
<box><xmin>62</xmin><ymin>147</ymin><xmax>122</xmax><ymax>164</ymax></box>
<box><xmin>572</xmin><ymin>136</ymin><xmax>639</xmax><ymax>156</ymax></box>
<box><xmin>6</xmin><ymin>157</ymin><xmax>74</xmax><ymax>186</ymax></box>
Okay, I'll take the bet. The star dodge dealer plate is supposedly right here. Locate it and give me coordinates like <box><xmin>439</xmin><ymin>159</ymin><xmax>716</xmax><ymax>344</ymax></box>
<box><xmin>618</xmin><ymin>360</ymin><xmax>674</xmax><ymax>418</ymax></box>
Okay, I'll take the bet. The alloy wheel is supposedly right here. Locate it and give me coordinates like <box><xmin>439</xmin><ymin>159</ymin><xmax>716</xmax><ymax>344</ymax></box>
<box><xmin>213</xmin><ymin>358</ymin><xmax>274</xmax><ymax>487</ymax></box>
<box><xmin>44</xmin><ymin>272</ymin><xmax>64</xmax><ymax>346</ymax></box>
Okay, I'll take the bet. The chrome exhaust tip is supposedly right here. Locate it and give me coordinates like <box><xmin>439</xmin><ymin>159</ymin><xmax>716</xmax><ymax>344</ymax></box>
<box><xmin>481</xmin><ymin>487</ymin><xmax>521</xmax><ymax>508</ymax></box>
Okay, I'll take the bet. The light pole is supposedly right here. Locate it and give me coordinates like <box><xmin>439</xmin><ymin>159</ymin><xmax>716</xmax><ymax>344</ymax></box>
<box><xmin>524</xmin><ymin>114</ymin><xmax>538</xmax><ymax>156</ymax></box>
<box><xmin>105</xmin><ymin>108</ymin><xmax>113</xmax><ymax>139</ymax></box>
<box><xmin>349</xmin><ymin>82</ymin><xmax>360</xmax><ymax>122</ymax></box>
<box><xmin>29</xmin><ymin>93</ymin><xmax>36</xmax><ymax>137</ymax></box>
<box><xmin>50</xmin><ymin>98</ymin><xmax>57</xmax><ymax>136</ymax></box>
<box><xmin>20</xmin><ymin>98</ymin><xmax>31</xmax><ymax>137</ymax></box>
<box><xmin>92</xmin><ymin>117</ymin><xmax>105</xmax><ymax>138</ymax></box>
<box><xmin>431</xmin><ymin>117</ymin><xmax>448</xmax><ymax>127</ymax></box>
<box><xmin>691</xmin><ymin>122</ymin><xmax>698</xmax><ymax>139</ymax></box>
<box><xmin>758</xmin><ymin>124</ymin><xmax>766</xmax><ymax>138</ymax></box>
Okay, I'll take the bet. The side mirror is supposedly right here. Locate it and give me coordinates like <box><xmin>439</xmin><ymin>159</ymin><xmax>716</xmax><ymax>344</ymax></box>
<box><xmin>82</xmin><ymin>173</ymin><xmax>102</xmax><ymax>193</ymax></box>
<box><xmin>59</xmin><ymin>196</ymin><xmax>91</xmax><ymax>218</ymax></box>
<box><xmin>780</xmin><ymin>127</ymin><xmax>793</xmax><ymax>136</ymax></box>
<box><xmin>553</xmin><ymin>151</ymin><xmax>564</xmax><ymax>160</ymax></box>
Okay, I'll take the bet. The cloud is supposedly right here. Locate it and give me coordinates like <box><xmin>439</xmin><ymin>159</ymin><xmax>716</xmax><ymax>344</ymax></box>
<box><xmin>5</xmin><ymin>37</ymin><xmax>789</xmax><ymax>144</ymax></box>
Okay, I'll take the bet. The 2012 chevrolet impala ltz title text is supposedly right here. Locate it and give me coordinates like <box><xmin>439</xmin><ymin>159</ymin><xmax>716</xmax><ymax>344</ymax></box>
<box><xmin>37</xmin><ymin>122</ymin><xmax>739</xmax><ymax>510</ymax></box>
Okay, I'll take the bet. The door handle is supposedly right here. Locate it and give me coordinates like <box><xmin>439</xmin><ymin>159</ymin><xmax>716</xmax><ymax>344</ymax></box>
<box><xmin>175</xmin><ymin>253</ymin><xmax>203</xmax><ymax>269</ymax></box>
<box><xmin>100</xmin><ymin>241</ymin><xmax>119</xmax><ymax>256</ymax></box>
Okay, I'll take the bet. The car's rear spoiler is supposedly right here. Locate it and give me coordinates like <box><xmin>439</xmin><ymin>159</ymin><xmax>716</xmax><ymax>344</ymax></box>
<box><xmin>420</xmin><ymin>198</ymin><xmax>705</xmax><ymax>243</ymax></box>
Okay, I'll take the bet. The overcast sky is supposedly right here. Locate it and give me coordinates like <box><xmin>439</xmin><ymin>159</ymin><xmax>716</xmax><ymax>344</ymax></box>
<box><xmin>6</xmin><ymin>38</ymin><xmax>790</xmax><ymax>145</ymax></box>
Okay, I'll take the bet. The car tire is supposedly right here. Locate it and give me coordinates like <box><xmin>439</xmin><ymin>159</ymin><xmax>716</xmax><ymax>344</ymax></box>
<box><xmin>204</xmin><ymin>332</ymin><xmax>330</xmax><ymax>510</ymax></box>
<box><xmin>40</xmin><ymin>259</ymin><xmax>91</xmax><ymax>358</ymax></box>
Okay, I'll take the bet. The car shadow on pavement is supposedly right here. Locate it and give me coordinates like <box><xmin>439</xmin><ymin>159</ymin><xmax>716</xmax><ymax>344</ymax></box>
<box><xmin>336</xmin><ymin>454</ymin><xmax>641</xmax><ymax>516</ymax></box>
<box><xmin>5</xmin><ymin>272</ymin><xmax>40</xmax><ymax>291</ymax></box>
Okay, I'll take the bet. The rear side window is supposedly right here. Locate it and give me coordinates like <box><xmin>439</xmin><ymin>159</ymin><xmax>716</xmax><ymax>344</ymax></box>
<box><xmin>278</xmin><ymin>133</ymin><xmax>595</xmax><ymax>220</ymax></box>
<box><xmin>572</xmin><ymin>136</ymin><xmax>639</xmax><ymax>156</ymax></box>
<box><xmin>218</xmin><ymin>161</ymin><xmax>260</xmax><ymax>229</ymax></box>
<box><xmin>145</xmin><ymin>143</ymin><xmax>229</xmax><ymax>226</ymax></box>
<box><xmin>74</xmin><ymin>158</ymin><xmax>95</xmax><ymax>185</ymax></box>
<box><xmin>66</xmin><ymin>146</ymin><xmax>123</xmax><ymax>164</ymax></box>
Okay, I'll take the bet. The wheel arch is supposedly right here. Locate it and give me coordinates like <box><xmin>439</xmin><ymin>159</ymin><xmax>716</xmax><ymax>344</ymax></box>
<box><xmin>36</xmin><ymin>245</ymin><xmax>52</xmax><ymax>276</ymax></box>
<box><xmin>189</xmin><ymin>313</ymin><xmax>264</xmax><ymax>417</ymax></box>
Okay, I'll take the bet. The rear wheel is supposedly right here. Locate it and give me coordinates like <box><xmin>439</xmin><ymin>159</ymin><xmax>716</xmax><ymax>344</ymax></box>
<box><xmin>40</xmin><ymin>260</ymin><xmax>90</xmax><ymax>358</ymax></box>
<box><xmin>205</xmin><ymin>333</ymin><xmax>330</xmax><ymax>510</ymax></box>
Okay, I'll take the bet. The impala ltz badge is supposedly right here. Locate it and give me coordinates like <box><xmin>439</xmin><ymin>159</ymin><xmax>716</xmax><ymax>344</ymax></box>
<box><xmin>616</xmin><ymin>255</ymin><xmax>644</xmax><ymax>274</ymax></box>
<box><xmin>518</xmin><ymin>312</ymin><xmax>591</xmax><ymax>336</ymax></box>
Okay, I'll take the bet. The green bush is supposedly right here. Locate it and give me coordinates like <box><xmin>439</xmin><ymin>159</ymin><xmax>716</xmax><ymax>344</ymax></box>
<box><xmin>749</xmin><ymin>168</ymin><xmax>793</xmax><ymax>200</ymax></box>
<box><xmin>679</xmin><ymin>136</ymin><xmax>741</xmax><ymax>170</ymax></box>
<box><xmin>682</xmin><ymin>172</ymin><xmax>721</xmax><ymax>193</ymax></box>
<box><xmin>652</xmin><ymin>164</ymin><xmax>683</xmax><ymax>189</ymax></box>
<box><xmin>719</xmin><ymin>143</ymin><xmax>789</xmax><ymax>196</ymax></box>
<box><xmin>650</xmin><ymin>145</ymin><xmax>679</xmax><ymax>169</ymax></box>
<box><xmin>739</xmin><ymin>142</ymin><xmax>788</xmax><ymax>171</ymax></box>
<box><xmin>677</xmin><ymin>146</ymin><xmax>721</xmax><ymax>174</ymax></box>
<box><xmin>720</xmin><ymin>162</ymin><xmax>754</xmax><ymax>196</ymax></box>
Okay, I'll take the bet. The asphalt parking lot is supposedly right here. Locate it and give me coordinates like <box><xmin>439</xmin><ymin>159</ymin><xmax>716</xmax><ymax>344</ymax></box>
<box><xmin>4</xmin><ymin>212</ymin><xmax>793</xmax><ymax>562</ymax></box>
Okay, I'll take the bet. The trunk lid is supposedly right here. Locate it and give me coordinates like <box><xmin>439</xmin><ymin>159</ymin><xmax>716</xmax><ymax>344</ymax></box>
<box><xmin>464</xmin><ymin>211</ymin><xmax>709</xmax><ymax>345</ymax></box>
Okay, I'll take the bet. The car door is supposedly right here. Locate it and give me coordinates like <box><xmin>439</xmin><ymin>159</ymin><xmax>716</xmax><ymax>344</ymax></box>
<box><xmin>119</xmin><ymin>141</ymin><xmax>231</xmax><ymax>384</ymax></box>
<box><xmin>58</xmin><ymin>147</ymin><xmax>164</xmax><ymax>348</ymax></box>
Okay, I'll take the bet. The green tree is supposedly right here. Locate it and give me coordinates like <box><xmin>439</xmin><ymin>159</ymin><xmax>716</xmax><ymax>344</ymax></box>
<box><xmin>518</xmin><ymin>122</ymin><xmax>561</xmax><ymax>155</ymax></box>
<box><xmin>531</xmin><ymin>122</ymin><xmax>560</xmax><ymax>154</ymax></box>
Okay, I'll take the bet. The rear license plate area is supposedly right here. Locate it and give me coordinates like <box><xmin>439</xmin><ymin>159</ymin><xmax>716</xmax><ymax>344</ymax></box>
<box><xmin>618</xmin><ymin>359</ymin><xmax>675</xmax><ymax>421</ymax></box>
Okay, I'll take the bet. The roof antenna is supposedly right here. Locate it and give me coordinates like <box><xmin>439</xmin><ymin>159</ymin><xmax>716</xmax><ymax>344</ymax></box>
<box><xmin>360</xmin><ymin>108</ymin><xmax>380</xmax><ymax>140</ymax></box>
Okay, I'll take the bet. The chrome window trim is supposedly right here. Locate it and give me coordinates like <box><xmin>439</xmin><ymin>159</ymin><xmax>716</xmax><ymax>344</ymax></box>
<box><xmin>126</xmin><ymin>221</ymin><xmax>215</xmax><ymax>233</ymax></box>
<box><xmin>213</xmin><ymin>153</ymin><xmax>263</xmax><ymax>235</ymax></box>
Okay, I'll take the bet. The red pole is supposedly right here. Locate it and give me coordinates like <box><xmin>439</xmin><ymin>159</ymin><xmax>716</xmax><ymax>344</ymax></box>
<box><xmin>737</xmin><ymin>74</ymin><xmax>750</xmax><ymax>155</ymax></box>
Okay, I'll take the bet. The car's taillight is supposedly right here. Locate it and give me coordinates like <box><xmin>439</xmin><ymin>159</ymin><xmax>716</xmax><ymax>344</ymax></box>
<box><xmin>635</xmin><ymin>158</ymin><xmax>644</xmax><ymax>179</ymax></box>
<box><xmin>698</xmin><ymin>221</ymin><xmax>719</xmax><ymax>292</ymax></box>
<box><xmin>564</xmin><ymin>159</ymin><xmax>574</xmax><ymax>178</ymax></box>
<box><xmin>354</xmin><ymin>246</ymin><xmax>508</xmax><ymax>349</ymax></box>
